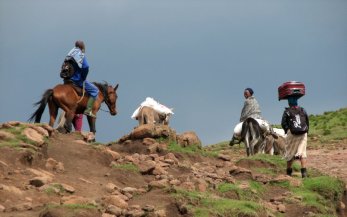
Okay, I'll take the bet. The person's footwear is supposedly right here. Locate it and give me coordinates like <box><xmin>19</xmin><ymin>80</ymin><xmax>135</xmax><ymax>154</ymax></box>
<box><xmin>301</xmin><ymin>168</ymin><xmax>308</xmax><ymax>178</ymax></box>
<box><xmin>286</xmin><ymin>168</ymin><xmax>293</xmax><ymax>176</ymax></box>
<box><xmin>84</xmin><ymin>97</ymin><xmax>97</xmax><ymax>118</ymax></box>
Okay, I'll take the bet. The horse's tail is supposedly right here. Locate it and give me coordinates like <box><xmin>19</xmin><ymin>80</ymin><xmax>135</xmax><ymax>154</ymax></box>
<box><xmin>28</xmin><ymin>89</ymin><xmax>53</xmax><ymax>123</ymax></box>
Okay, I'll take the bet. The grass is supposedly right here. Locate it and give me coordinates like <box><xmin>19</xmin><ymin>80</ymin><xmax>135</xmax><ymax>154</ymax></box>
<box><xmin>111</xmin><ymin>163</ymin><xmax>139</xmax><ymax>173</ymax></box>
<box><xmin>217</xmin><ymin>181</ymin><xmax>265</xmax><ymax>200</ymax></box>
<box><xmin>172</xmin><ymin>188</ymin><xmax>265</xmax><ymax>217</ymax></box>
<box><xmin>168</xmin><ymin>141</ymin><xmax>219</xmax><ymax>157</ymax></box>
<box><xmin>0</xmin><ymin>123</ymin><xmax>49</xmax><ymax>149</ymax></box>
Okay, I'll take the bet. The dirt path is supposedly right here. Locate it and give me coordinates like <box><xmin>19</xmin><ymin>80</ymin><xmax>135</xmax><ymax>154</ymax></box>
<box><xmin>307</xmin><ymin>144</ymin><xmax>347</xmax><ymax>184</ymax></box>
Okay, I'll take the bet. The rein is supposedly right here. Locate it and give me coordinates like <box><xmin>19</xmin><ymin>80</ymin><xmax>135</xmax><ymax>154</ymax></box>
<box><xmin>76</xmin><ymin>81</ymin><xmax>86</xmax><ymax>104</ymax></box>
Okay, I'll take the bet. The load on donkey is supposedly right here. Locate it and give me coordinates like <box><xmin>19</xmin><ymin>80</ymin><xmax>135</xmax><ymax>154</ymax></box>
<box><xmin>132</xmin><ymin>97</ymin><xmax>174</xmax><ymax>126</ymax></box>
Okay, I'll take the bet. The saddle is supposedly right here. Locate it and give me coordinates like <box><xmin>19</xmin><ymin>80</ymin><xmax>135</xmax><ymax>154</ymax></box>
<box><xmin>63</xmin><ymin>80</ymin><xmax>86</xmax><ymax>97</ymax></box>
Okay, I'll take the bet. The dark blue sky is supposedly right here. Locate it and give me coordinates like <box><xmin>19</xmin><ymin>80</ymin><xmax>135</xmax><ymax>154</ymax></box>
<box><xmin>1</xmin><ymin>0</ymin><xmax>346</xmax><ymax>145</ymax></box>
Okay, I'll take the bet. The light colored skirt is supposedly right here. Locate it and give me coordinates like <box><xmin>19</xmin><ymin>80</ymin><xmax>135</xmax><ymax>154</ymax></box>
<box><xmin>284</xmin><ymin>131</ymin><xmax>307</xmax><ymax>161</ymax></box>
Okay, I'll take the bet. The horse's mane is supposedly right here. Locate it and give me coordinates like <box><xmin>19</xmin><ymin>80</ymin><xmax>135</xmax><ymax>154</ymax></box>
<box><xmin>93</xmin><ymin>82</ymin><xmax>109</xmax><ymax>99</ymax></box>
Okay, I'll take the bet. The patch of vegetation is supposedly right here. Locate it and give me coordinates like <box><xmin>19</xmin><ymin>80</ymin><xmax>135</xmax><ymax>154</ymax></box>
<box><xmin>111</xmin><ymin>163</ymin><xmax>139</xmax><ymax>173</ymax></box>
<box><xmin>0</xmin><ymin>124</ymin><xmax>38</xmax><ymax>149</ymax></box>
<box><xmin>217</xmin><ymin>181</ymin><xmax>265</xmax><ymax>200</ymax></box>
<box><xmin>44</xmin><ymin>184</ymin><xmax>66</xmax><ymax>195</ymax></box>
<box><xmin>172</xmin><ymin>188</ymin><xmax>266</xmax><ymax>217</ymax></box>
<box><xmin>168</xmin><ymin>141</ymin><xmax>218</xmax><ymax>157</ymax></box>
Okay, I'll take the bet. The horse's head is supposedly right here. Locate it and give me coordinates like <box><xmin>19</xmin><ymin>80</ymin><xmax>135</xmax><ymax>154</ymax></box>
<box><xmin>60</xmin><ymin>57</ymin><xmax>76</xmax><ymax>79</ymax></box>
<box><xmin>104</xmin><ymin>84</ymin><xmax>119</xmax><ymax>116</ymax></box>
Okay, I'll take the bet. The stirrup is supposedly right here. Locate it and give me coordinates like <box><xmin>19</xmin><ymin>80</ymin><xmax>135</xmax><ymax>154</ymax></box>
<box><xmin>84</xmin><ymin>111</ymin><xmax>97</xmax><ymax>118</ymax></box>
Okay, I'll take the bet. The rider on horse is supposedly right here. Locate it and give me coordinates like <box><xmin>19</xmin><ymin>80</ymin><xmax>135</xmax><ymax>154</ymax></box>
<box><xmin>67</xmin><ymin>40</ymin><xmax>99</xmax><ymax>118</ymax></box>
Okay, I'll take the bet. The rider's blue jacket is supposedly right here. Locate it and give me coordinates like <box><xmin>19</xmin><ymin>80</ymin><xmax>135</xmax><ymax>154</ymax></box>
<box><xmin>70</xmin><ymin>57</ymin><xmax>89</xmax><ymax>85</ymax></box>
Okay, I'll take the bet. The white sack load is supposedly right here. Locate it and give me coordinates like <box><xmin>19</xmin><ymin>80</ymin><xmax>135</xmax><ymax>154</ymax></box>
<box><xmin>131</xmin><ymin>97</ymin><xmax>174</xmax><ymax>120</ymax></box>
<box><xmin>233</xmin><ymin>119</ymin><xmax>270</xmax><ymax>139</ymax></box>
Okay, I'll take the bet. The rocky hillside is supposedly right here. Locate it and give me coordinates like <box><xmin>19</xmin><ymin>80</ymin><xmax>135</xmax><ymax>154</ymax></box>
<box><xmin>0</xmin><ymin>117</ymin><xmax>346</xmax><ymax>217</ymax></box>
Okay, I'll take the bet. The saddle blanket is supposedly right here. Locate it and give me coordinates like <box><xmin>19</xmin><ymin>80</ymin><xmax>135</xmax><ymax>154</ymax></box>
<box><xmin>131</xmin><ymin>97</ymin><xmax>174</xmax><ymax>119</ymax></box>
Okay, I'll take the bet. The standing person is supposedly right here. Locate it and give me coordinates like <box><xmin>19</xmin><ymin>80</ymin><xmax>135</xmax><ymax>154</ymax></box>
<box><xmin>281</xmin><ymin>96</ymin><xmax>309</xmax><ymax>178</ymax></box>
<box><xmin>67</xmin><ymin>40</ymin><xmax>99</xmax><ymax>118</ymax></box>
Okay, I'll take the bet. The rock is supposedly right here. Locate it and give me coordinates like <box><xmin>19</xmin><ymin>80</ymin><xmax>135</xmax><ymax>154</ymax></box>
<box><xmin>229</xmin><ymin>166</ymin><xmax>253</xmax><ymax>180</ymax></box>
<box><xmin>30</xmin><ymin>125</ymin><xmax>49</xmax><ymax>137</ymax></box>
<box><xmin>105</xmin><ymin>183</ymin><xmax>120</xmax><ymax>193</ymax></box>
<box><xmin>102</xmin><ymin>195</ymin><xmax>128</xmax><ymax>209</ymax></box>
<box><xmin>102</xmin><ymin>213</ymin><xmax>116</xmax><ymax>217</ymax></box>
<box><xmin>277</xmin><ymin>204</ymin><xmax>286</xmax><ymax>213</ymax></box>
<box><xmin>152</xmin><ymin>166</ymin><xmax>168</xmax><ymax>176</ymax></box>
<box><xmin>45</xmin><ymin>158</ymin><xmax>65</xmax><ymax>173</ymax></box>
<box><xmin>60</xmin><ymin>183</ymin><xmax>75</xmax><ymax>193</ymax></box>
<box><xmin>23</xmin><ymin>128</ymin><xmax>45</xmax><ymax>146</ymax></box>
<box><xmin>0</xmin><ymin>204</ymin><xmax>5</xmax><ymax>212</ymax></box>
<box><xmin>138</xmin><ymin>160</ymin><xmax>156</xmax><ymax>175</ymax></box>
<box><xmin>122</xmin><ymin>187</ymin><xmax>138</xmax><ymax>194</ymax></box>
<box><xmin>143</xmin><ymin>205</ymin><xmax>155</xmax><ymax>212</ymax></box>
<box><xmin>218</xmin><ymin>154</ymin><xmax>231</xmax><ymax>161</ymax></box>
<box><xmin>0</xmin><ymin>130</ymin><xmax>15</xmax><ymax>141</ymax></box>
<box><xmin>118</xmin><ymin>124</ymin><xmax>176</xmax><ymax>143</ymax></box>
<box><xmin>125</xmin><ymin>209</ymin><xmax>146</xmax><ymax>217</ymax></box>
<box><xmin>155</xmin><ymin>209</ymin><xmax>166</xmax><ymax>217</ymax></box>
<box><xmin>106</xmin><ymin>204</ymin><xmax>122</xmax><ymax>216</ymax></box>
<box><xmin>149</xmin><ymin>179</ymin><xmax>169</xmax><ymax>189</ymax></box>
<box><xmin>29</xmin><ymin>176</ymin><xmax>53</xmax><ymax>187</ymax></box>
<box><xmin>176</xmin><ymin>131</ymin><xmax>202</xmax><ymax>147</ymax></box>
<box><xmin>103</xmin><ymin>148</ymin><xmax>121</xmax><ymax>160</ymax></box>
<box><xmin>142</xmin><ymin>138</ymin><xmax>157</xmax><ymax>146</ymax></box>
<box><xmin>164</xmin><ymin>153</ymin><xmax>178</xmax><ymax>164</ymax></box>
<box><xmin>1</xmin><ymin>184</ymin><xmax>23</xmax><ymax>196</ymax></box>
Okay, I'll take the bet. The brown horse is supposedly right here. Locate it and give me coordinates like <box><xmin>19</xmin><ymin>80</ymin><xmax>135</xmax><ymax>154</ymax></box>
<box><xmin>29</xmin><ymin>82</ymin><xmax>119</xmax><ymax>134</ymax></box>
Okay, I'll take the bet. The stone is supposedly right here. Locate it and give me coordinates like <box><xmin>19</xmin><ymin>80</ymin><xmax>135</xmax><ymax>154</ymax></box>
<box><xmin>103</xmin><ymin>148</ymin><xmax>121</xmax><ymax>160</ymax></box>
<box><xmin>138</xmin><ymin>160</ymin><xmax>156</xmax><ymax>175</ymax></box>
<box><xmin>105</xmin><ymin>183</ymin><xmax>120</xmax><ymax>193</ymax></box>
<box><xmin>30</xmin><ymin>125</ymin><xmax>49</xmax><ymax>137</ymax></box>
<box><xmin>0</xmin><ymin>130</ymin><xmax>15</xmax><ymax>141</ymax></box>
<box><xmin>176</xmin><ymin>131</ymin><xmax>202</xmax><ymax>147</ymax></box>
<box><xmin>22</xmin><ymin>128</ymin><xmax>44</xmax><ymax>146</ymax></box>
<box><xmin>0</xmin><ymin>204</ymin><xmax>5</xmax><ymax>212</ymax></box>
<box><xmin>29</xmin><ymin>176</ymin><xmax>52</xmax><ymax>187</ymax></box>
<box><xmin>155</xmin><ymin>209</ymin><xmax>166</xmax><ymax>217</ymax></box>
<box><xmin>142</xmin><ymin>138</ymin><xmax>157</xmax><ymax>146</ymax></box>
<box><xmin>106</xmin><ymin>205</ymin><xmax>122</xmax><ymax>216</ymax></box>
<box><xmin>102</xmin><ymin>195</ymin><xmax>128</xmax><ymax>209</ymax></box>
<box><xmin>149</xmin><ymin>179</ymin><xmax>169</xmax><ymax>189</ymax></box>
<box><xmin>218</xmin><ymin>154</ymin><xmax>231</xmax><ymax>161</ymax></box>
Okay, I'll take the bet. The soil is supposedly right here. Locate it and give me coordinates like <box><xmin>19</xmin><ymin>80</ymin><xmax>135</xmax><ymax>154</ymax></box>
<box><xmin>0</xmin><ymin>133</ymin><xmax>346</xmax><ymax>217</ymax></box>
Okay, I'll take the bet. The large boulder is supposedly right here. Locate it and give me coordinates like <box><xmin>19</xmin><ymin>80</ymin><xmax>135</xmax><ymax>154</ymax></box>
<box><xmin>176</xmin><ymin>131</ymin><xmax>202</xmax><ymax>147</ymax></box>
<box><xmin>118</xmin><ymin>124</ymin><xmax>176</xmax><ymax>143</ymax></box>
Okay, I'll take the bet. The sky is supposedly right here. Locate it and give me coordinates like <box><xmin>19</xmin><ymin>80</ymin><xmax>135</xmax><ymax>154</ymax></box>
<box><xmin>1</xmin><ymin>0</ymin><xmax>346</xmax><ymax>145</ymax></box>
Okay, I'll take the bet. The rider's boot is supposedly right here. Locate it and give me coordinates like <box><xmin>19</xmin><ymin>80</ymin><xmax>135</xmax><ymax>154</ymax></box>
<box><xmin>301</xmin><ymin>168</ymin><xmax>308</xmax><ymax>178</ymax></box>
<box><xmin>286</xmin><ymin>168</ymin><xmax>293</xmax><ymax>176</ymax></box>
<box><xmin>84</xmin><ymin>97</ymin><xmax>97</xmax><ymax>118</ymax></box>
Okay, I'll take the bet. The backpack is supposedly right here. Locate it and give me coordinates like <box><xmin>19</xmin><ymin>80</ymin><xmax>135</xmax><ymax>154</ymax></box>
<box><xmin>286</xmin><ymin>107</ymin><xmax>308</xmax><ymax>135</ymax></box>
<box><xmin>60</xmin><ymin>56</ymin><xmax>77</xmax><ymax>79</ymax></box>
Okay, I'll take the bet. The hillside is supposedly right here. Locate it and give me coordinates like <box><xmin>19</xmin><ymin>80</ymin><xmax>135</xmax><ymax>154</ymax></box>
<box><xmin>0</xmin><ymin>108</ymin><xmax>346</xmax><ymax>217</ymax></box>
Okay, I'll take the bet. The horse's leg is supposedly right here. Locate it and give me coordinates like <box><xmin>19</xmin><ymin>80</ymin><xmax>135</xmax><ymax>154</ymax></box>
<box><xmin>63</xmin><ymin>111</ymin><xmax>75</xmax><ymax>133</ymax></box>
<box><xmin>48</xmin><ymin>100</ymin><xmax>58</xmax><ymax>127</ymax></box>
<box><xmin>87</xmin><ymin>116</ymin><xmax>96</xmax><ymax>133</ymax></box>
